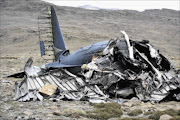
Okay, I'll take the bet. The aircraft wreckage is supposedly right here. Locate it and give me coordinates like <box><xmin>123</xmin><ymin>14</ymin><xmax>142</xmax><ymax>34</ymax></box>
<box><xmin>9</xmin><ymin>6</ymin><xmax>180</xmax><ymax>103</ymax></box>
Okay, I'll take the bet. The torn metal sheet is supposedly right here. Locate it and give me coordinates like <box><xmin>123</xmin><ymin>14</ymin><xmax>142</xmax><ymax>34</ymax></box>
<box><xmin>14</xmin><ymin>68</ymin><xmax>107</xmax><ymax>102</ymax></box>
<box><xmin>13</xmin><ymin>31</ymin><xmax>180</xmax><ymax>103</ymax></box>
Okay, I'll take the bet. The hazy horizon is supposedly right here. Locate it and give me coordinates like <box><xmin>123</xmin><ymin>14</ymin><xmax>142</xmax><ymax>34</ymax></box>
<box><xmin>42</xmin><ymin>0</ymin><xmax>180</xmax><ymax>11</ymax></box>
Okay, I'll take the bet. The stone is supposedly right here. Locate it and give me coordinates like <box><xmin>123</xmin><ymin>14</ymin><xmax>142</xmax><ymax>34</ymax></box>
<box><xmin>39</xmin><ymin>84</ymin><xmax>57</xmax><ymax>96</ymax></box>
<box><xmin>50</xmin><ymin>105</ymin><xmax>58</xmax><ymax>110</ymax></box>
<box><xmin>123</xmin><ymin>101</ymin><xmax>133</xmax><ymax>107</ymax></box>
<box><xmin>46</xmin><ymin>113</ymin><xmax>53</xmax><ymax>117</ymax></box>
<box><xmin>71</xmin><ymin>112</ymin><xmax>80</xmax><ymax>118</ymax></box>
<box><xmin>19</xmin><ymin>104</ymin><xmax>24</xmax><ymax>107</ymax></box>
<box><xmin>23</xmin><ymin>111</ymin><xmax>33</xmax><ymax>116</ymax></box>
<box><xmin>159</xmin><ymin>114</ymin><xmax>173</xmax><ymax>120</ymax></box>
<box><xmin>15</xmin><ymin>116</ymin><xmax>29</xmax><ymax>120</ymax></box>
<box><xmin>1</xmin><ymin>79</ymin><xmax>11</xmax><ymax>83</ymax></box>
<box><xmin>130</xmin><ymin>97</ymin><xmax>141</xmax><ymax>103</ymax></box>
<box><xmin>53</xmin><ymin>110</ymin><xmax>61</xmax><ymax>116</ymax></box>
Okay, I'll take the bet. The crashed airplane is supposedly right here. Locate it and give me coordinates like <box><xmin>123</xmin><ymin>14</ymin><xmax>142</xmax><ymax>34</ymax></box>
<box><xmin>9</xmin><ymin>6</ymin><xmax>180</xmax><ymax>103</ymax></box>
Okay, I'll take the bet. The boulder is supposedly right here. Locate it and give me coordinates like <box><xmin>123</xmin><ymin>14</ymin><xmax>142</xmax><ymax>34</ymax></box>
<box><xmin>159</xmin><ymin>114</ymin><xmax>173</xmax><ymax>120</ymax></box>
<box><xmin>53</xmin><ymin>110</ymin><xmax>61</xmax><ymax>116</ymax></box>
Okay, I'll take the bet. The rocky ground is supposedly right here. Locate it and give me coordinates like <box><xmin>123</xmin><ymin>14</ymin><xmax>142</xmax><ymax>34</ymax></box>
<box><xmin>1</xmin><ymin>79</ymin><xmax>180</xmax><ymax>120</ymax></box>
<box><xmin>0</xmin><ymin>0</ymin><xmax>180</xmax><ymax>119</ymax></box>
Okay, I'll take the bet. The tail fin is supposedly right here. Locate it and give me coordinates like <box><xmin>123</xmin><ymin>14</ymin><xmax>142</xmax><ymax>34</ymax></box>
<box><xmin>38</xmin><ymin>6</ymin><xmax>66</xmax><ymax>62</ymax></box>
<box><xmin>50</xmin><ymin>6</ymin><xmax>66</xmax><ymax>52</ymax></box>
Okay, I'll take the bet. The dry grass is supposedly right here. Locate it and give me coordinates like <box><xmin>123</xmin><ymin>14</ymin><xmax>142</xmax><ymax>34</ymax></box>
<box><xmin>148</xmin><ymin>109</ymin><xmax>180</xmax><ymax>120</ymax></box>
<box><xmin>128</xmin><ymin>109</ymin><xmax>143</xmax><ymax>116</ymax></box>
<box><xmin>84</xmin><ymin>103</ymin><xmax>123</xmax><ymax>119</ymax></box>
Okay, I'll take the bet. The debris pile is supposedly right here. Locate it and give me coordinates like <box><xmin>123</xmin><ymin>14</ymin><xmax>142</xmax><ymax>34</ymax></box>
<box><xmin>14</xmin><ymin>31</ymin><xmax>180</xmax><ymax>102</ymax></box>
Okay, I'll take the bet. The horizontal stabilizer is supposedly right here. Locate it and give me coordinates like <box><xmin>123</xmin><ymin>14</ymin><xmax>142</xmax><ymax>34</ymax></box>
<box><xmin>38</xmin><ymin>6</ymin><xmax>67</xmax><ymax>62</ymax></box>
<box><xmin>40</xmin><ymin>41</ymin><xmax>45</xmax><ymax>56</ymax></box>
<box><xmin>6</xmin><ymin>71</ymin><xmax>25</xmax><ymax>78</ymax></box>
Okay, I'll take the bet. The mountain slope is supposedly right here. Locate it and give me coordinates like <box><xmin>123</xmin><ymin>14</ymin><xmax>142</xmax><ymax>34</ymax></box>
<box><xmin>78</xmin><ymin>5</ymin><xmax>100</xmax><ymax>10</ymax></box>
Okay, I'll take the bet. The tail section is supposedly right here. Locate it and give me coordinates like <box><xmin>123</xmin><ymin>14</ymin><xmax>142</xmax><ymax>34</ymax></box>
<box><xmin>38</xmin><ymin>6</ymin><xmax>66</xmax><ymax>63</ymax></box>
<box><xmin>50</xmin><ymin>6</ymin><xmax>66</xmax><ymax>51</ymax></box>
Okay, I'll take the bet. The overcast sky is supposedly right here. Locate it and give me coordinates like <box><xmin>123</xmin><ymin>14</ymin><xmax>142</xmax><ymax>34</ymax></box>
<box><xmin>42</xmin><ymin>0</ymin><xmax>179</xmax><ymax>11</ymax></box>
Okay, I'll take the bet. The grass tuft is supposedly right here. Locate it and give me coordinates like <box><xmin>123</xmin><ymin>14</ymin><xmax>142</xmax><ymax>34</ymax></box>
<box><xmin>85</xmin><ymin>102</ymin><xmax>123</xmax><ymax>119</ymax></box>
<box><xmin>148</xmin><ymin>109</ymin><xmax>180</xmax><ymax>120</ymax></box>
<box><xmin>144</xmin><ymin>111</ymin><xmax>153</xmax><ymax>115</ymax></box>
<box><xmin>170</xmin><ymin>116</ymin><xmax>180</xmax><ymax>120</ymax></box>
<box><xmin>62</xmin><ymin>108</ymin><xmax>85</xmax><ymax>118</ymax></box>
<box><xmin>128</xmin><ymin>109</ymin><xmax>143</xmax><ymax>116</ymax></box>
<box><xmin>118</xmin><ymin>117</ymin><xmax>150</xmax><ymax>120</ymax></box>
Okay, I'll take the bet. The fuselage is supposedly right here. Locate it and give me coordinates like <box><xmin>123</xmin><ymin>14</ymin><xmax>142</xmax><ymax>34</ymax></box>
<box><xmin>45</xmin><ymin>41</ymin><xmax>109</xmax><ymax>73</ymax></box>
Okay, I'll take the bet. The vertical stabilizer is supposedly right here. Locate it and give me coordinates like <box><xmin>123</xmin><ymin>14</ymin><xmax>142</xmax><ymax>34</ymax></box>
<box><xmin>38</xmin><ymin>6</ymin><xmax>66</xmax><ymax>62</ymax></box>
<box><xmin>50</xmin><ymin>6</ymin><xmax>66</xmax><ymax>51</ymax></box>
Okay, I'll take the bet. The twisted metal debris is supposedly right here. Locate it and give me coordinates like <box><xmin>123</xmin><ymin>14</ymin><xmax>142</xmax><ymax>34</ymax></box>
<box><xmin>14</xmin><ymin>31</ymin><xmax>180</xmax><ymax>102</ymax></box>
